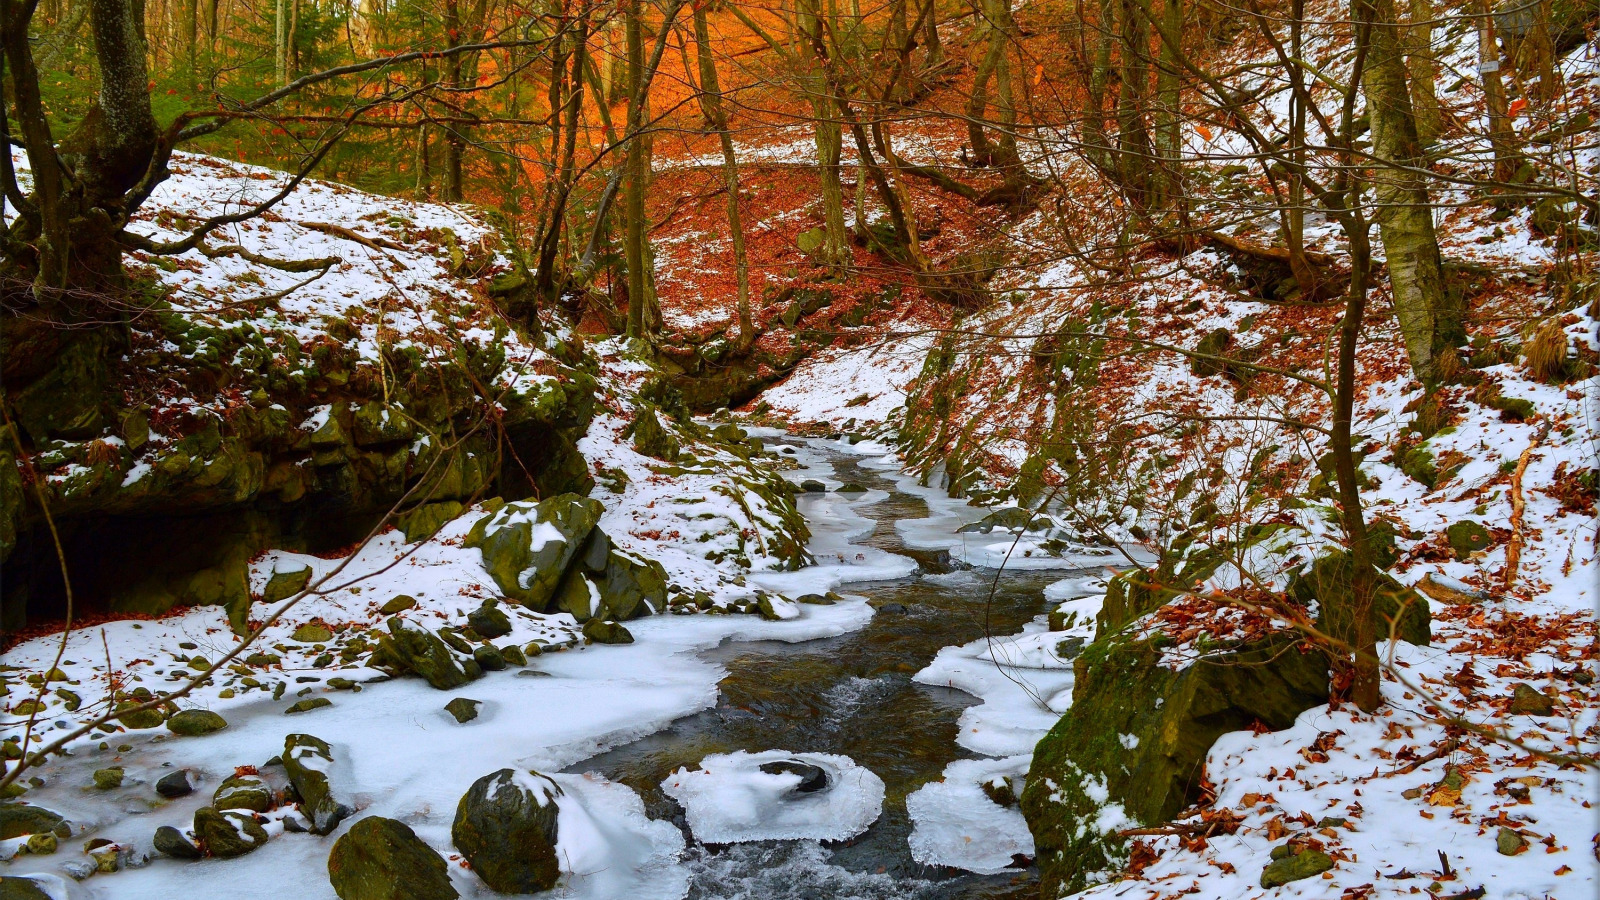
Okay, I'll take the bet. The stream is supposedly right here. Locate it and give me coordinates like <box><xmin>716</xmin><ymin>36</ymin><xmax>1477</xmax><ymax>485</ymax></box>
<box><xmin>567</xmin><ymin>442</ymin><xmax>1063</xmax><ymax>899</ymax></box>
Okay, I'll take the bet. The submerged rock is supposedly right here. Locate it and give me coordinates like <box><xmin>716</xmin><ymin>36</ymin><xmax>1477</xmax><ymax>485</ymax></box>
<box><xmin>153</xmin><ymin>824</ymin><xmax>202</xmax><ymax>859</ymax></box>
<box><xmin>0</xmin><ymin>877</ymin><xmax>54</xmax><ymax>900</ymax></box>
<box><xmin>452</xmin><ymin>769</ymin><xmax>563</xmax><ymax>894</ymax></box>
<box><xmin>465</xmin><ymin>494</ymin><xmax>602</xmax><ymax>611</ymax></box>
<box><xmin>328</xmin><ymin>816</ymin><xmax>459</xmax><ymax>900</ymax></box>
<box><xmin>0</xmin><ymin>804</ymin><xmax>68</xmax><ymax>840</ymax></box>
<box><xmin>166</xmin><ymin>709</ymin><xmax>228</xmax><ymax>736</ymax></box>
<box><xmin>283</xmin><ymin>734</ymin><xmax>349</xmax><ymax>835</ymax></box>
<box><xmin>757</xmin><ymin>759</ymin><xmax>829</xmax><ymax>793</ymax></box>
<box><xmin>195</xmin><ymin>806</ymin><xmax>269</xmax><ymax>858</ymax></box>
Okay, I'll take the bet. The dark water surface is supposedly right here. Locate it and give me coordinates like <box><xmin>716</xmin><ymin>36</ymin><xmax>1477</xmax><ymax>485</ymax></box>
<box><xmin>567</xmin><ymin>449</ymin><xmax>1060</xmax><ymax>899</ymax></box>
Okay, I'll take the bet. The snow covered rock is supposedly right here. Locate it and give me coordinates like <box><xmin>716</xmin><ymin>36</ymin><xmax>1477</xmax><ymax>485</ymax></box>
<box><xmin>555</xmin><ymin>526</ymin><xmax>669</xmax><ymax>622</ymax></box>
<box><xmin>451</xmin><ymin>768</ymin><xmax>563</xmax><ymax>893</ymax></box>
<box><xmin>151</xmin><ymin>824</ymin><xmax>201</xmax><ymax>859</ymax></box>
<box><xmin>0</xmin><ymin>804</ymin><xmax>66</xmax><ymax>841</ymax></box>
<box><xmin>283</xmin><ymin>734</ymin><xmax>349</xmax><ymax>835</ymax></box>
<box><xmin>907</xmin><ymin>756</ymin><xmax>1034</xmax><ymax>875</ymax></box>
<box><xmin>465</xmin><ymin>494</ymin><xmax>603</xmax><ymax>611</ymax></box>
<box><xmin>194</xmin><ymin>806</ymin><xmax>268</xmax><ymax>858</ymax></box>
<box><xmin>0</xmin><ymin>876</ymin><xmax>54</xmax><ymax>899</ymax></box>
<box><xmin>660</xmin><ymin>750</ymin><xmax>885</xmax><ymax>843</ymax></box>
<box><xmin>327</xmin><ymin>816</ymin><xmax>458</xmax><ymax>900</ymax></box>
<box><xmin>371</xmin><ymin>616</ymin><xmax>479</xmax><ymax>690</ymax></box>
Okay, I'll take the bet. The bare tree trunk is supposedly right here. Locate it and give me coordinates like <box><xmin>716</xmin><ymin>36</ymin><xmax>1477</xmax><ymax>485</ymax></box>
<box><xmin>1151</xmin><ymin>0</ymin><xmax>1183</xmax><ymax>208</ymax></box>
<box><xmin>274</xmin><ymin>0</ymin><xmax>287</xmax><ymax>86</ymax></box>
<box><xmin>1476</xmin><ymin>0</ymin><xmax>1518</xmax><ymax>183</ymax></box>
<box><xmin>534</xmin><ymin>4</ymin><xmax>588</xmax><ymax>300</ymax></box>
<box><xmin>693</xmin><ymin>4</ymin><xmax>754</xmax><ymax>349</ymax></box>
<box><xmin>442</xmin><ymin>0</ymin><xmax>465</xmax><ymax>202</ymax></box>
<box><xmin>966</xmin><ymin>0</ymin><xmax>1003</xmax><ymax>166</ymax></box>
<box><xmin>922</xmin><ymin>0</ymin><xmax>943</xmax><ymax>68</ymax></box>
<box><xmin>1116</xmin><ymin>0</ymin><xmax>1153</xmax><ymax>203</ymax></box>
<box><xmin>800</xmin><ymin>0</ymin><xmax>851</xmax><ymax>272</ymax></box>
<box><xmin>181</xmin><ymin>0</ymin><xmax>198</xmax><ymax>77</ymax></box>
<box><xmin>1353</xmin><ymin>0</ymin><xmax>1448</xmax><ymax>386</ymax></box>
<box><xmin>1405</xmin><ymin>0</ymin><xmax>1440</xmax><ymax>145</ymax></box>
<box><xmin>624</xmin><ymin>0</ymin><xmax>649</xmax><ymax>337</ymax></box>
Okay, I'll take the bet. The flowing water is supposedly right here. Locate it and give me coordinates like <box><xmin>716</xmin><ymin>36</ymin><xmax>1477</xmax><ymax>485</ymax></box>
<box><xmin>566</xmin><ymin>448</ymin><xmax>1063</xmax><ymax>899</ymax></box>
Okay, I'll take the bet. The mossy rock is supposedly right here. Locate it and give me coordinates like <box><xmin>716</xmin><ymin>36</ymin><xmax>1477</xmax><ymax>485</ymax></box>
<box><xmin>263</xmin><ymin>565</ymin><xmax>313</xmax><ymax>604</ymax></box>
<box><xmin>351</xmin><ymin>403</ymin><xmax>415</xmax><ymax>448</ymax></box>
<box><xmin>582</xmin><ymin>619</ymin><xmax>634</xmax><ymax>644</ymax></box>
<box><xmin>452</xmin><ymin>769</ymin><xmax>562</xmax><ymax>894</ymax></box>
<box><xmin>153</xmin><ymin>825</ymin><xmax>202</xmax><ymax>860</ymax></box>
<box><xmin>292</xmin><ymin>622</ymin><xmax>335</xmax><ymax>643</ymax></box>
<box><xmin>466</xmin><ymin>602</ymin><xmax>512</xmax><ymax>639</ymax></box>
<box><xmin>93</xmin><ymin>767</ymin><xmax>124</xmax><ymax>790</ymax></box>
<box><xmin>328</xmin><ymin>816</ymin><xmax>459</xmax><ymax>900</ymax></box>
<box><xmin>213</xmin><ymin>773</ymin><xmax>273</xmax><ymax>813</ymax></box>
<box><xmin>630</xmin><ymin>404</ymin><xmax>680</xmax><ymax>461</ymax></box>
<box><xmin>380</xmin><ymin>595</ymin><xmax>418</xmax><ymax>614</ymax></box>
<box><xmin>1287</xmin><ymin>550</ymin><xmax>1431</xmax><ymax>646</ymax></box>
<box><xmin>396</xmin><ymin>501</ymin><xmax>464</xmax><ymax>543</ymax></box>
<box><xmin>1261</xmin><ymin>847</ymin><xmax>1334</xmax><ymax>886</ymax></box>
<box><xmin>114</xmin><ymin>699</ymin><xmax>169</xmax><ymax>730</ymax></box>
<box><xmin>1444</xmin><ymin>520</ymin><xmax>1492</xmax><ymax>560</ymax></box>
<box><xmin>0</xmin><ymin>804</ymin><xmax>68</xmax><ymax>840</ymax></box>
<box><xmin>195</xmin><ymin>806</ymin><xmax>269</xmax><ymax>858</ymax></box>
<box><xmin>0</xmin><ymin>877</ymin><xmax>57</xmax><ymax>900</ymax></box>
<box><xmin>284</xmin><ymin>733</ymin><xmax>349</xmax><ymax>835</ymax></box>
<box><xmin>464</xmin><ymin>494</ymin><xmax>603</xmax><ymax>611</ymax></box>
<box><xmin>1022</xmin><ymin>633</ymin><xmax>1329</xmax><ymax>897</ymax></box>
<box><xmin>286</xmin><ymin>697</ymin><xmax>333</xmax><ymax>714</ymax></box>
<box><xmin>370</xmin><ymin>617</ymin><xmax>479</xmax><ymax>690</ymax></box>
<box><xmin>955</xmin><ymin>507</ymin><xmax>1035</xmax><ymax>534</ymax></box>
<box><xmin>167</xmin><ymin>709</ymin><xmax>228</xmax><ymax>736</ymax></box>
<box><xmin>445</xmin><ymin>698</ymin><xmax>482</xmax><ymax>723</ymax></box>
<box><xmin>472</xmin><ymin>645</ymin><xmax>507</xmax><ymax>671</ymax></box>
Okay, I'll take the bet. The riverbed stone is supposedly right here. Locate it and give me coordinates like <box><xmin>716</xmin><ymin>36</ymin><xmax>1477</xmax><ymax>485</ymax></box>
<box><xmin>213</xmin><ymin>774</ymin><xmax>272</xmax><ymax>812</ymax></box>
<box><xmin>583</xmin><ymin>619</ymin><xmax>633</xmax><ymax>644</ymax></box>
<box><xmin>452</xmin><ymin>769</ymin><xmax>562</xmax><ymax>893</ymax></box>
<box><xmin>92</xmin><ymin>767</ymin><xmax>124</xmax><ymax>790</ymax></box>
<box><xmin>444</xmin><ymin>698</ymin><xmax>481</xmax><ymax>723</ymax></box>
<box><xmin>195</xmin><ymin>806</ymin><xmax>269</xmax><ymax>858</ymax></box>
<box><xmin>286</xmin><ymin>697</ymin><xmax>333</xmax><ymax>714</ymax></box>
<box><xmin>284</xmin><ymin>734</ymin><xmax>349</xmax><ymax>835</ymax></box>
<box><xmin>758</xmin><ymin>759</ymin><xmax>828</xmax><ymax>793</ymax></box>
<box><xmin>472</xmin><ymin>645</ymin><xmax>507</xmax><ymax>672</ymax></box>
<box><xmin>22</xmin><ymin>832</ymin><xmax>56</xmax><ymax>855</ymax></box>
<box><xmin>465</xmin><ymin>494</ymin><xmax>602</xmax><ymax>611</ymax></box>
<box><xmin>0</xmin><ymin>877</ymin><xmax>54</xmax><ymax>900</ymax></box>
<box><xmin>1022</xmin><ymin>631</ymin><xmax>1329</xmax><ymax>897</ymax></box>
<box><xmin>153</xmin><ymin>824</ymin><xmax>202</xmax><ymax>859</ymax></box>
<box><xmin>371</xmin><ymin>616</ymin><xmax>477</xmax><ymax>690</ymax></box>
<box><xmin>155</xmin><ymin>770</ymin><xmax>195</xmax><ymax>798</ymax></box>
<box><xmin>167</xmin><ymin>709</ymin><xmax>228</xmax><ymax>736</ymax></box>
<box><xmin>0</xmin><ymin>804</ymin><xmax>68</xmax><ymax>840</ymax></box>
<box><xmin>328</xmin><ymin>816</ymin><xmax>458</xmax><ymax>900</ymax></box>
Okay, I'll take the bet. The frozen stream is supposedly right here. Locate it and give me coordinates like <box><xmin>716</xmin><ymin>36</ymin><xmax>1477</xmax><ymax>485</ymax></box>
<box><xmin>2</xmin><ymin>437</ymin><xmax>1104</xmax><ymax>898</ymax></box>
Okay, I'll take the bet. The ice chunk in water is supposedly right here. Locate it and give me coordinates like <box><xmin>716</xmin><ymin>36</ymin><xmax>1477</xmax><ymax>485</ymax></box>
<box><xmin>661</xmin><ymin>750</ymin><xmax>885</xmax><ymax>843</ymax></box>
<box><xmin>906</xmin><ymin>755</ymin><xmax>1034</xmax><ymax>875</ymax></box>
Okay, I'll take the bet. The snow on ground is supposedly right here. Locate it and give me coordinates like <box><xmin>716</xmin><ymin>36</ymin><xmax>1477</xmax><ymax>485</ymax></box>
<box><xmin>661</xmin><ymin>750</ymin><xmax>885</xmax><ymax>844</ymax></box>
<box><xmin>757</xmin><ymin>333</ymin><xmax>935</xmax><ymax>428</ymax></box>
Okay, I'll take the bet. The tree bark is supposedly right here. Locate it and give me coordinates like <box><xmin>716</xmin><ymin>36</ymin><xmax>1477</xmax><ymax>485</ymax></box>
<box><xmin>693</xmin><ymin>4</ymin><xmax>754</xmax><ymax>349</ymax></box>
<box><xmin>800</xmin><ymin>0</ymin><xmax>852</xmax><ymax>272</ymax></box>
<box><xmin>1353</xmin><ymin>0</ymin><xmax>1448</xmax><ymax>386</ymax></box>
<box><xmin>1405</xmin><ymin>0</ymin><xmax>1440</xmax><ymax>145</ymax></box>
<box><xmin>624</xmin><ymin>0</ymin><xmax>649</xmax><ymax>337</ymax></box>
<box><xmin>1476</xmin><ymin>0</ymin><xmax>1518</xmax><ymax>183</ymax></box>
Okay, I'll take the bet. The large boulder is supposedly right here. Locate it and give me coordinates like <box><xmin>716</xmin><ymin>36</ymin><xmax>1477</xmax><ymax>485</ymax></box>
<box><xmin>1022</xmin><ymin>631</ymin><xmax>1329</xmax><ymax>897</ymax></box>
<box><xmin>465</xmin><ymin>495</ymin><xmax>603</xmax><ymax>611</ymax></box>
<box><xmin>283</xmin><ymin>734</ymin><xmax>350</xmax><ymax>835</ymax></box>
<box><xmin>328</xmin><ymin>816</ymin><xmax>459</xmax><ymax>900</ymax></box>
<box><xmin>0</xmin><ymin>876</ymin><xmax>54</xmax><ymax>900</ymax></box>
<box><xmin>371</xmin><ymin>616</ymin><xmax>478</xmax><ymax>690</ymax></box>
<box><xmin>195</xmin><ymin>806</ymin><xmax>269</xmax><ymax>858</ymax></box>
<box><xmin>555</xmin><ymin>527</ymin><xmax>667</xmax><ymax>622</ymax></box>
<box><xmin>451</xmin><ymin>768</ymin><xmax>563</xmax><ymax>894</ymax></box>
<box><xmin>1287</xmin><ymin>550</ymin><xmax>1431</xmax><ymax>646</ymax></box>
